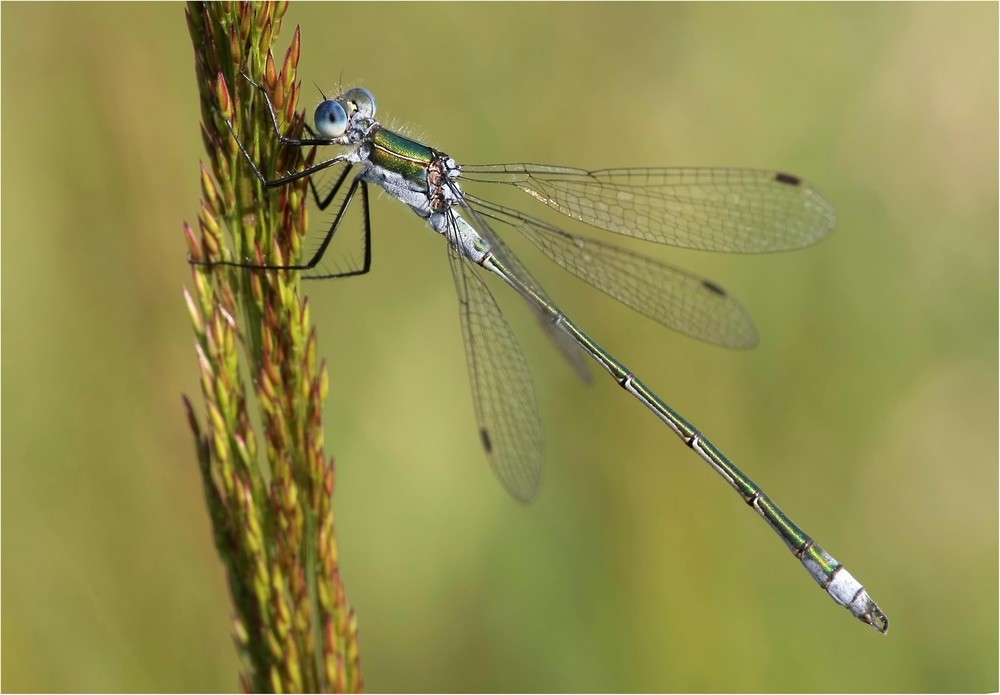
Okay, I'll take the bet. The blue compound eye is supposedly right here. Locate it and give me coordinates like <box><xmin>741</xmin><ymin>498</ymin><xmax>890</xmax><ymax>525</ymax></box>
<box><xmin>314</xmin><ymin>99</ymin><xmax>348</xmax><ymax>138</ymax></box>
<box><xmin>343</xmin><ymin>87</ymin><xmax>376</xmax><ymax>119</ymax></box>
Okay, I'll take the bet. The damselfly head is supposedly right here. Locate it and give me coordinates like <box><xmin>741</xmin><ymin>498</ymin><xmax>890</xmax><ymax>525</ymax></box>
<box><xmin>313</xmin><ymin>88</ymin><xmax>377</xmax><ymax>143</ymax></box>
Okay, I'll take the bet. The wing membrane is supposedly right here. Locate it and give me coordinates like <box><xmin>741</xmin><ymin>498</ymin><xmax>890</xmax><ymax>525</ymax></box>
<box><xmin>468</xmin><ymin>194</ymin><xmax>759</xmax><ymax>349</ymax></box>
<box><xmin>461</xmin><ymin>165</ymin><xmax>836</xmax><ymax>253</ymax></box>
<box><xmin>445</xmin><ymin>218</ymin><xmax>544</xmax><ymax>503</ymax></box>
<box><xmin>449</xmin><ymin>181</ymin><xmax>591</xmax><ymax>382</ymax></box>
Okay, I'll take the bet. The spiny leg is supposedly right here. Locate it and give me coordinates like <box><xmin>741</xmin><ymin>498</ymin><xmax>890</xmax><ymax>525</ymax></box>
<box><xmin>304</xmin><ymin>178</ymin><xmax>372</xmax><ymax>280</ymax></box>
<box><xmin>223</xmin><ymin>74</ymin><xmax>350</xmax><ymax>189</ymax></box>
<box><xmin>193</xmin><ymin>175</ymin><xmax>371</xmax><ymax>277</ymax></box>
<box><xmin>239</xmin><ymin>72</ymin><xmax>338</xmax><ymax>148</ymax></box>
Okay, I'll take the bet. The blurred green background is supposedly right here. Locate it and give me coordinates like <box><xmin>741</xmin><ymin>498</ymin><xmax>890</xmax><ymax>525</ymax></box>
<box><xmin>2</xmin><ymin>3</ymin><xmax>996</xmax><ymax>692</ymax></box>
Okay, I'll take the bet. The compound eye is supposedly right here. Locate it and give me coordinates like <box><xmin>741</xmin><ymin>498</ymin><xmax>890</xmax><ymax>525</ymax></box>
<box><xmin>342</xmin><ymin>87</ymin><xmax>376</xmax><ymax>119</ymax></box>
<box><xmin>314</xmin><ymin>100</ymin><xmax>348</xmax><ymax>138</ymax></box>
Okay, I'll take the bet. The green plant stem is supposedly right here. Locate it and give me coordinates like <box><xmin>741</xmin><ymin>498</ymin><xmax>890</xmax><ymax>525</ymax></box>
<box><xmin>182</xmin><ymin>3</ymin><xmax>362</xmax><ymax>691</ymax></box>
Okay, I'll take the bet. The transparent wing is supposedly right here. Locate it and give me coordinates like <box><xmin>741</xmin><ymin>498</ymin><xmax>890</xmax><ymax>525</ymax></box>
<box><xmin>468</xmin><ymin>194</ymin><xmax>758</xmax><ymax>349</ymax></box>
<box><xmin>445</xmin><ymin>217</ymin><xmax>544</xmax><ymax>503</ymax></box>
<box><xmin>481</xmin><ymin>227</ymin><xmax>592</xmax><ymax>381</ymax></box>
<box><xmin>448</xmin><ymin>181</ymin><xmax>591</xmax><ymax>383</ymax></box>
<box><xmin>460</xmin><ymin>165</ymin><xmax>836</xmax><ymax>253</ymax></box>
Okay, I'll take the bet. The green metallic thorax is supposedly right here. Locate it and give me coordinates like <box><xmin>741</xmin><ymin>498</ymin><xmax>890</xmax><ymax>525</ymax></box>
<box><xmin>370</xmin><ymin>128</ymin><xmax>434</xmax><ymax>183</ymax></box>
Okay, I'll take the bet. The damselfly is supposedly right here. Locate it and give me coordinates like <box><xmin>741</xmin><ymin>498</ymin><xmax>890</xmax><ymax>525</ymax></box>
<box><xmin>208</xmin><ymin>75</ymin><xmax>888</xmax><ymax>633</ymax></box>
